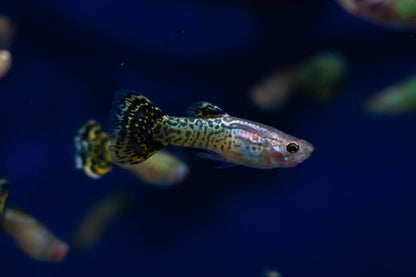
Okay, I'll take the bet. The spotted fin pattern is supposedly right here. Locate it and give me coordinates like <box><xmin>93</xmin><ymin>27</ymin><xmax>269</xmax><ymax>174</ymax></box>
<box><xmin>74</xmin><ymin>120</ymin><xmax>113</xmax><ymax>179</ymax></box>
<box><xmin>109</xmin><ymin>92</ymin><xmax>313</xmax><ymax>169</ymax></box>
<box><xmin>109</xmin><ymin>90</ymin><xmax>168</xmax><ymax>165</ymax></box>
<box><xmin>186</xmin><ymin>101</ymin><xmax>229</xmax><ymax>118</ymax></box>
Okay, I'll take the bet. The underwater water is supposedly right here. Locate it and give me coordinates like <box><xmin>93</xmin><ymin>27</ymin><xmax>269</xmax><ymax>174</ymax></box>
<box><xmin>0</xmin><ymin>0</ymin><xmax>415</xmax><ymax>276</ymax></box>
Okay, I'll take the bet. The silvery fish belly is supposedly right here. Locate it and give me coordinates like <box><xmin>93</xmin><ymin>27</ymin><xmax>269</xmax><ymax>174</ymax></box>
<box><xmin>109</xmin><ymin>90</ymin><xmax>314</xmax><ymax>169</ymax></box>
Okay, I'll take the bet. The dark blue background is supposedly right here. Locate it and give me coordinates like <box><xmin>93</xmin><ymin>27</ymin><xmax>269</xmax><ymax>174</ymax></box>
<box><xmin>0</xmin><ymin>0</ymin><xmax>415</xmax><ymax>276</ymax></box>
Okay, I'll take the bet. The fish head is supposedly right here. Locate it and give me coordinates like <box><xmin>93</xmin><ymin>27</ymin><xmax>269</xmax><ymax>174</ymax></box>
<box><xmin>268</xmin><ymin>137</ymin><xmax>314</xmax><ymax>168</ymax></box>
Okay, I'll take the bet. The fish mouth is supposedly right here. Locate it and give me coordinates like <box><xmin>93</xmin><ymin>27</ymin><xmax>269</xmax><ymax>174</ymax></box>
<box><xmin>298</xmin><ymin>140</ymin><xmax>314</xmax><ymax>163</ymax></box>
<box><xmin>305</xmin><ymin>142</ymin><xmax>315</xmax><ymax>156</ymax></box>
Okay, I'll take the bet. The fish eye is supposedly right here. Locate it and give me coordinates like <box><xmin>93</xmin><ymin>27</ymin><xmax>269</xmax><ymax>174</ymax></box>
<box><xmin>286</xmin><ymin>142</ymin><xmax>299</xmax><ymax>154</ymax></box>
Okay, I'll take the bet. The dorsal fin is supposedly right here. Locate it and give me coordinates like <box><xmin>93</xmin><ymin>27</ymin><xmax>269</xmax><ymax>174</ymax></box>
<box><xmin>186</xmin><ymin>101</ymin><xmax>229</xmax><ymax>118</ymax></box>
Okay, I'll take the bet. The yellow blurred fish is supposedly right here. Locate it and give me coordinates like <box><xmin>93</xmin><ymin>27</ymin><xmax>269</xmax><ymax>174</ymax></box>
<box><xmin>337</xmin><ymin>0</ymin><xmax>416</xmax><ymax>28</ymax></box>
<box><xmin>251</xmin><ymin>52</ymin><xmax>347</xmax><ymax>110</ymax></box>
<box><xmin>0</xmin><ymin>15</ymin><xmax>14</xmax><ymax>48</ymax></box>
<box><xmin>0</xmin><ymin>49</ymin><xmax>11</xmax><ymax>79</ymax></box>
<box><xmin>0</xmin><ymin>178</ymin><xmax>69</xmax><ymax>262</ymax></box>
<box><xmin>263</xmin><ymin>269</ymin><xmax>282</xmax><ymax>277</ymax></box>
<box><xmin>72</xmin><ymin>189</ymin><xmax>130</xmax><ymax>249</ymax></box>
<box><xmin>365</xmin><ymin>73</ymin><xmax>416</xmax><ymax>116</ymax></box>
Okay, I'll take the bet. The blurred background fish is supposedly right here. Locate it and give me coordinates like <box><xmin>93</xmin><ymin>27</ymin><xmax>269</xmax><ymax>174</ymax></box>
<box><xmin>0</xmin><ymin>178</ymin><xmax>69</xmax><ymax>263</ymax></box>
<box><xmin>263</xmin><ymin>269</ymin><xmax>282</xmax><ymax>277</ymax></box>
<box><xmin>365</xmin><ymin>73</ymin><xmax>416</xmax><ymax>115</ymax></box>
<box><xmin>0</xmin><ymin>49</ymin><xmax>11</xmax><ymax>79</ymax></box>
<box><xmin>0</xmin><ymin>15</ymin><xmax>14</xmax><ymax>48</ymax></box>
<box><xmin>120</xmin><ymin>150</ymin><xmax>189</xmax><ymax>186</ymax></box>
<box><xmin>2</xmin><ymin>209</ymin><xmax>69</xmax><ymax>262</ymax></box>
<box><xmin>250</xmin><ymin>52</ymin><xmax>347</xmax><ymax>111</ymax></box>
<box><xmin>71</xmin><ymin>188</ymin><xmax>131</xmax><ymax>250</ymax></box>
<box><xmin>0</xmin><ymin>15</ymin><xmax>13</xmax><ymax>79</ymax></box>
<box><xmin>336</xmin><ymin>0</ymin><xmax>416</xmax><ymax>27</ymax></box>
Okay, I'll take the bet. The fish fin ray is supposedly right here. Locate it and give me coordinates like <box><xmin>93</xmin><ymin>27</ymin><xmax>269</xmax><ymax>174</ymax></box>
<box><xmin>109</xmin><ymin>90</ymin><xmax>166</xmax><ymax>165</ymax></box>
<box><xmin>74</xmin><ymin>120</ymin><xmax>113</xmax><ymax>179</ymax></box>
<box><xmin>186</xmin><ymin>101</ymin><xmax>228</xmax><ymax>118</ymax></box>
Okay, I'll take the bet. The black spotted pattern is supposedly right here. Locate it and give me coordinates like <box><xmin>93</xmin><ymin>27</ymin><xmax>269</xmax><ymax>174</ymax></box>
<box><xmin>109</xmin><ymin>90</ymin><xmax>167</xmax><ymax>165</ymax></box>
<box><xmin>74</xmin><ymin>120</ymin><xmax>113</xmax><ymax>178</ymax></box>
<box><xmin>186</xmin><ymin>101</ymin><xmax>228</xmax><ymax>118</ymax></box>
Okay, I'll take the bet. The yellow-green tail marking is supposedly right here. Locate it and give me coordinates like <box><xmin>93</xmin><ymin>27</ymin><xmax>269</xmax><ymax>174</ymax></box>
<box><xmin>74</xmin><ymin>120</ymin><xmax>113</xmax><ymax>178</ymax></box>
<box><xmin>109</xmin><ymin>90</ymin><xmax>168</xmax><ymax>165</ymax></box>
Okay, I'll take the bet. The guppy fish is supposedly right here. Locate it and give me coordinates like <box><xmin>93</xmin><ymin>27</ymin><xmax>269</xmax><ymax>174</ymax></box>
<box><xmin>0</xmin><ymin>15</ymin><xmax>15</xmax><ymax>49</ymax></box>
<box><xmin>74</xmin><ymin>120</ymin><xmax>189</xmax><ymax>185</ymax></box>
<box><xmin>365</xmin><ymin>73</ymin><xmax>416</xmax><ymax>115</ymax></box>
<box><xmin>250</xmin><ymin>51</ymin><xmax>347</xmax><ymax>110</ymax></box>
<box><xmin>337</xmin><ymin>0</ymin><xmax>416</xmax><ymax>28</ymax></box>
<box><xmin>0</xmin><ymin>15</ymin><xmax>14</xmax><ymax>79</ymax></box>
<box><xmin>0</xmin><ymin>49</ymin><xmax>11</xmax><ymax>79</ymax></box>
<box><xmin>0</xmin><ymin>178</ymin><xmax>69</xmax><ymax>262</ymax></box>
<box><xmin>72</xmin><ymin>188</ymin><xmax>130</xmax><ymax>249</ymax></box>
<box><xmin>109</xmin><ymin>90</ymin><xmax>314</xmax><ymax>168</ymax></box>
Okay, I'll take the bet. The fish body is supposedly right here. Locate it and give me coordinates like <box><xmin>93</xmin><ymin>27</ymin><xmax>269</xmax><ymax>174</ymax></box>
<box><xmin>337</xmin><ymin>0</ymin><xmax>416</xmax><ymax>27</ymax></box>
<box><xmin>293</xmin><ymin>52</ymin><xmax>347</xmax><ymax>100</ymax></box>
<box><xmin>0</xmin><ymin>15</ymin><xmax>15</xmax><ymax>48</ymax></box>
<box><xmin>365</xmin><ymin>73</ymin><xmax>416</xmax><ymax>115</ymax></box>
<box><xmin>110</xmin><ymin>90</ymin><xmax>314</xmax><ymax>168</ymax></box>
<box><xmin>157</xmin><ymin>116</ymin><xmax>311</xmax><ymax>168</ymax></box>
<box><xmin>250</xmin><ymin>70</ymin><xmax>294</xmax><ymax>110</ymax></box>
<box><xmin>0</xmin><ymin>49</ymin><xmax>11</xmax><ymax>79</ymax></box>
<box><xmin>0</xmin><ymin>15</ymin><xmax>14</xmax><ymax>79</ymax></box>
<box><xmin>2</xmin><ymin>208</ymin><xmax>69</xmax><ymax>262</ymax></box>
<box><xmin>122</xmin><ymin>150</ymin><xmax>189</xmax><ymax>185</ymax></box>
<box><xmin>72</xmin><ymin>189</ymin><xmax>130</xmax><ymax>249</ymax></box>
<box><xmin>263</xmin><ymin>270</ymin><xmax>282</xmax><ymax>277</ymax></box>
<box><xmin>0</xmin><ymin>178</ymin><xmax>68</xmax><ymax>262</ymax></box>
<box><xmin>250</xmin><ymin>52</ymin><xmax>347</xmax><ymax>110</ymax></box>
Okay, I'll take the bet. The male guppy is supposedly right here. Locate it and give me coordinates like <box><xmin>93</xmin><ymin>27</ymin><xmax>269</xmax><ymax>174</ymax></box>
<box><xmin>110</xmin><ymin>90</ymin><xmax>314</xmax><ymax>168</ymax></box>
